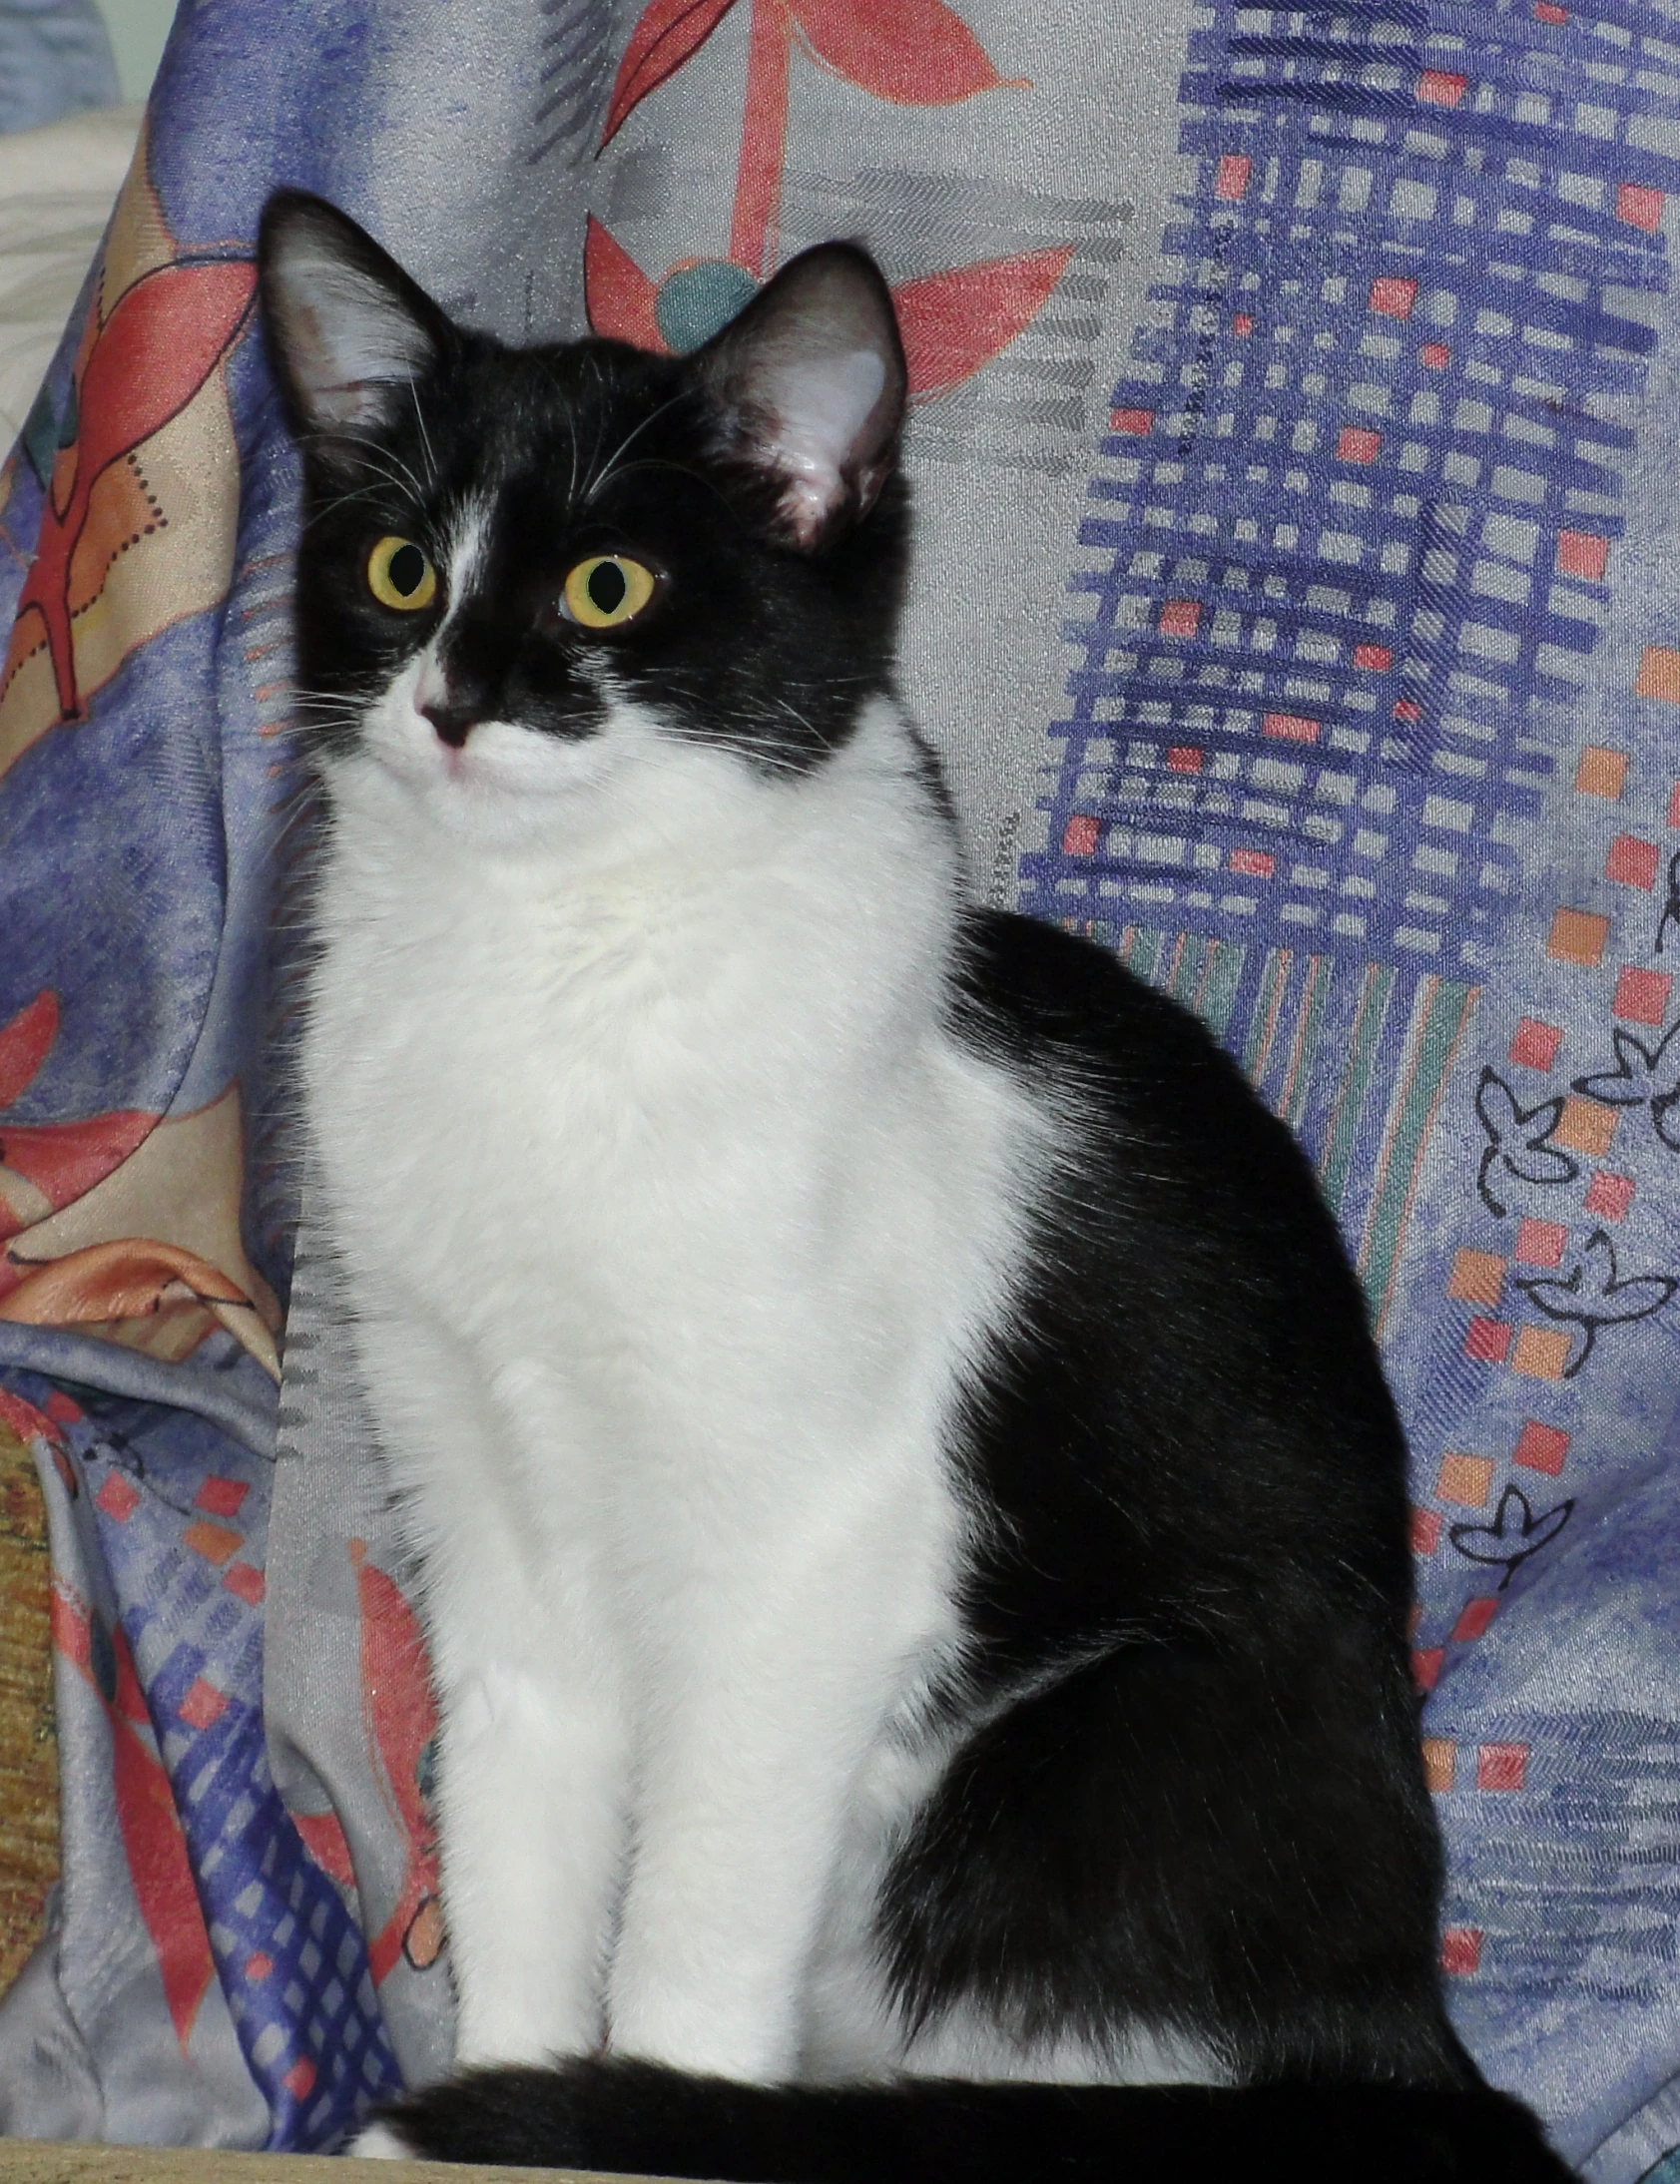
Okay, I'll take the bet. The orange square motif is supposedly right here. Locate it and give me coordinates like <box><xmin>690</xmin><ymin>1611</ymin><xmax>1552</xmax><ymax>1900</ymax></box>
<box><xmin>1635</xmin><ymin>648</ymin><xmax>1680</xmax><ymax>704</ymax></box>
<box><xmin>1421</xmin><ymin>1739</ymin><xmax>1456</xmax><ymax>1793</ymax></box>
<box><xmin>1554</xmin><ymin>1095</ymin><xmax>1618</xmax><ymax>1157</ymax></box>
<box><xmin>1446</xmin><ymin>1249</ymin><xmax>1506</xmax><ymax>1307</ymax></box>
<box><xmin>1436</xmin><ymin>1452</ymin><xmax>1494</xmax><ymax>1507</ymax></box>
<box><xmin>1574</xmin><ymin>747</ymin><xmax>1628</xmax><ymax>799</ymax></box>
<box><xmin>182</xmin><ymin>1519</ymin><xmax>242</xmax><ymax>1566</ymax></box>
<box><xmin>1545</xmin><ymin>908</ymin><xmax>1610</xmax><ymax>966</ymax></box>
<box><xmin>1512</xmin><ymin>1326</ymin><xmax>1573</xmax><ymax>1380</ymax></box>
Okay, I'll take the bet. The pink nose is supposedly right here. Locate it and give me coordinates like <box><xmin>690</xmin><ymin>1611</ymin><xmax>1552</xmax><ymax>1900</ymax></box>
<box><xmin>420</xmin><ymin>700</ymin><xmax>478</xmax><ymax>749</ymax></box>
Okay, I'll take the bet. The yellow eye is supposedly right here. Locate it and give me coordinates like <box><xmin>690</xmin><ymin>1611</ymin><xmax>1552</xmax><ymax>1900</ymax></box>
<box><xmin>562</xmin><ymin>555</ymin><xmax>656</xmax><ymax>629</ymax></box>
<box><xmin>367</xmin><ymin>536</ymin><xmax>438</xmax><ymax>612</ymax></box>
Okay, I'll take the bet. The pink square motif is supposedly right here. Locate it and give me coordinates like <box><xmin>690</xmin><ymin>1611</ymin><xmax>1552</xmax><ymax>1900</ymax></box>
<box><xmin>1619</xmin><ymin>184</ymin><xmax>1664</xmax><ymax>233</ymax></box>
<box><xmin>95</xmin><ymin>1472</ymin><xmax>140</xmax><ymax>1523</ymax></box>
<box><xmin>1158</xmin><ymin>600</ymin><xmax>1201</xmax><ymax>638</ymax></box>
<box><xmin>1584</xmin><ymin>1170</ymin><xmax>1634</xmax><ymax>1222</ymax></box>
<box><xmin>1370</xmin><ymin>277</ymin><xmax>1417</xmax><ymax>319</ymax></box>
<box><xmin>1440</xmin><ymin>1927</ymin><xmax>1482</xmax><ymax>1975</ymax></box>
<box><xmin>1513</xmin><ymin>1421</ymin><xmax>1569</xmax><ymax>1475</ymax></box>
<box><xmin>195</xmin><ymin>1476</ymin><xmax>249</xmax><ymax>1519</ymax></box>
<box><xmin>1605</xmin><ymin>835</ymin><xmax>1660</xmax><ymax>890</ymax></box>
<box><xmin>1166</xmin><ymin>747</ymin><xmax>1204</xmax><ymax>775</ymax></box>
<box><xmin>1418</xmin><ymin>70</ymin><xmax>1468</xmax><ymax>107</ymax></box>
<box><xmin>1476</xmin><ymin>1743</ymin><xmax>1529</xmax><ymax>1792</ymax></box>
<box><xmin>223</xmin><ymin>1561</ymin><xmax>267</xmax><ymax>1606</ymax></box>
<box><xmin>1453</xmin><ymin>1597</ymin><xmax>1499</xmax><ymax>1642</ymax></box>
<box><xmin>1061</xmin><ymin>816</ymin><xmax>1101</xmax><ymax>857</ymax></box>
<box><xmin>1410</xmin><ymin>1508</ymin><xmax>1442</xmax><ymax>1556</ymax></box>
<box><xmin>1514</xmin><ymin>1220</ymin><xmax>1566</xmax><ymax>1268</ymax></box>
<box><xmin>1463</xmin><ymin>1318</ymin><xmax>1511</xmax><ymax>1364</ymax></box>
<box><xmin>1507</xmin><ymin>1018</ymin><xmax>1561</xmax><ymax>1071</ymax></box>
<box><xmin>1556</xmin><ymin>531</ymin><xmax>1608</xmax><ymax>581</ymax></box>
<box><xmin>1614</xmin><ymin>966</ymin><xmax>1672</xmax><ymax>1025</ymax></box>
<box><xmin>178</xmin><ymin>1677</ymin><xmax>228</xmax><ymax>1732</ymax></box>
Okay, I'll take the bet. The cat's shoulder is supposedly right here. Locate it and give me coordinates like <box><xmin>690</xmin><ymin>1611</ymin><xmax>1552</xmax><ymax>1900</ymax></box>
<box><xmin>947</xmin><ymin>906</ymin><xmax>1327</xmax><ymax>1214</ymax></box>
<box><xmin>951</xmin><ymin>907</ymin><xmax>1234</xmax><ymax>1085</ymax></box>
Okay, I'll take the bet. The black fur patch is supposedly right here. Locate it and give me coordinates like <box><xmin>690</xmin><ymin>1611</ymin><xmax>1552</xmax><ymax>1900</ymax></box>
<box><xmin>380</xmin><ymin>2057</ymin><xmax>1574</xmax><ymax>2183</ymax></box>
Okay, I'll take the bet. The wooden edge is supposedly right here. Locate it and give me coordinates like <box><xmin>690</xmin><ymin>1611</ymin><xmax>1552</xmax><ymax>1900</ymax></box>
<box><xmin>0</xmin><ymin>2143</ymin><xmax>673</xmax><ymax>2184</ymax></box>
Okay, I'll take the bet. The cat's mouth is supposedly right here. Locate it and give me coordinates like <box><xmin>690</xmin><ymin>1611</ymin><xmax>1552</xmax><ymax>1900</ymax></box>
<box><xmin>347</xmin><ymin>653</ymin><xmax>660</xmax><ymax>846</ymax></box>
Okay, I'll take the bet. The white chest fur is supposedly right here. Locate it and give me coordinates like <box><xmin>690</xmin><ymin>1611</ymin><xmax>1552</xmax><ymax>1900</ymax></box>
<box><xmin>303</xmin><ymin>699</ymin><xmax>1049</xmax><ymax>2080</ymax></box>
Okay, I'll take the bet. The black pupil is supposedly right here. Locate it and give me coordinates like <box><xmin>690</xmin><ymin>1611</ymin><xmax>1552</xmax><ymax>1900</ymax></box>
<box><xmin>587</xmin><ymin>560</ymin><xmax>628</xmax><ymax>615</ymax></box>
<box><xmin>388</xmin><ymin>543</ymin><xmax>426</xmax><ymax>596</ymax></box>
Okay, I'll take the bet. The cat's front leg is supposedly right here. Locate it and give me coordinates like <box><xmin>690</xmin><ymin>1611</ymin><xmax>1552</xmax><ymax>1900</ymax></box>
<box><xmin>606</xmin><ymin>1470</ymin><xmax>950</xmax><ymax>2082</ymax></box>
<box><xmin>435</xmin><ymin>1643</ymin><xmax>628</xmax><ymax>2067</ymax></box>
<box><xmin>346</xmin><ymin>1313</ymin><xmax>631</xmax><ymax>2068</ymax></box>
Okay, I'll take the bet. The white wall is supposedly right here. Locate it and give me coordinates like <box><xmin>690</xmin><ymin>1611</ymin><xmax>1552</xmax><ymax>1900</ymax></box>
<box><xmin>94</xmin><ymin>0</ymin><xmax>176</xmax><ymax>103</ymax></box>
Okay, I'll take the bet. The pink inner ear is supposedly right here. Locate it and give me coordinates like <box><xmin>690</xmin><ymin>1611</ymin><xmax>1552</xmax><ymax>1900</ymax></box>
<box><xmin>774</xmin><ymin>471</ymin><xmax>841</xmax><ymax>550</ymax></box>
<box><xmin>756</xmin><ymin>349</ymin><xmax>891</xmax><ymax>537</ymax></box>
<box><xmin>272</xmin><ymin>252</ymin><xmax>434</xmax><ymax>430</ymax></box>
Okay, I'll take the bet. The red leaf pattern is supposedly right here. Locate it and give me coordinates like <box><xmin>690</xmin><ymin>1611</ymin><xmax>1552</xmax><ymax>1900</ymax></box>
<box><xmin>52</xmin><ymin>1582</ymin><xmax>216</xmax><ymax>2049</ymax></box>
<box><xmin>601</xmin><ymin>0</ymin><xmax>742</xmax><ymax>147</ymax></box>
<box><xmin>13</xmin><ymin>258</ymin><xmax>257</xmax><ymax>722</ymax></box>
<box><xmin>583</xmin><ymin>217</ymin><xmax>669</xmax><ymax>351</ymax></box>
<box><xmin>354</xmin><ymin>1551</ymin><xmax>441</xmax><ymax>1985</ymax></box>
<box><xmin>788</xmin><ymin>0</ymin><xmax>1023</xmax><ymax>104</ymax></box>
<box><xmin>893</xmin><ymin>246</ymin><xmax>1073</xmax><ymax>398</ymax></box>
<box><xmin>0</xmin><ymin>991</ymin><xmax>57</xmax><ymax>1110</ymax></box>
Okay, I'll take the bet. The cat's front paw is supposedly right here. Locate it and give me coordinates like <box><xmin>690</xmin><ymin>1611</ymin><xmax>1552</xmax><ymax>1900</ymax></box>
<box><xmin>345</xmin><ymin>2118</ymin><xmax>418</xmax><ymax>2159</ymax></box>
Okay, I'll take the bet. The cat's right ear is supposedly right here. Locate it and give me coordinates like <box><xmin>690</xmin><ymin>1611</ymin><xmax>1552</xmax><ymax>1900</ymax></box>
<box><xmin>258</xmin><ymin>192</ymin><xmax>447</xmax><ymax>453</ymax></box>
<box><xmin>691</xmin><ymin>243</ymin><xmax>907</xmax><ymax>552</ymax></box>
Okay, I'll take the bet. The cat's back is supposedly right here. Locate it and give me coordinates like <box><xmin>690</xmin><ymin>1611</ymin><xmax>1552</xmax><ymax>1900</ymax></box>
<box><xmin>947</xmin><ymin>904</ymin><xmax>1414</xmax><ymax>1645</ymax></box>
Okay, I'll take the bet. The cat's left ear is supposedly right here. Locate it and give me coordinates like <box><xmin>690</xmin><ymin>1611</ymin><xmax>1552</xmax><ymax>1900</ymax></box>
<box><xmin>692</xmin><ymin>243</ymin><xmax>906</xmax><ymax>551</ymax></box>
<box><xmin>259</xmin><ymin>191</ymin><xmax>450</xmax><ymax>453</ymax></box>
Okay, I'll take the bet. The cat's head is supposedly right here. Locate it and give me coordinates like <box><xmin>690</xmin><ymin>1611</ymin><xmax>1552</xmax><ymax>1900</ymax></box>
<box><xmin>258</xmin><ymin>192</ymin><xmax>908</xmax><ymax>844</ymax></box>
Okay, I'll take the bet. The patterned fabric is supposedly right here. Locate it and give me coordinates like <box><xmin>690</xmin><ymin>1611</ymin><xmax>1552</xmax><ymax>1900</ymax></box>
<box><xmin>1</xmin><ymin>0</ymin><xmax>1679</xmax><ymax>2169</ymax></box>
<box><xmin>0</xmin><ymin>0</ymin><xmax>116</xmax><ymax>137</ymax></box>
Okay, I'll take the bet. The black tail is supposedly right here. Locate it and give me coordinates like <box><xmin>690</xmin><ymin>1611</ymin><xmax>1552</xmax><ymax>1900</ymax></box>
<box><xmin>375</xmin><ymin>2058</ymin><xmax>1573</xmax><ymax>2182</ymax></box>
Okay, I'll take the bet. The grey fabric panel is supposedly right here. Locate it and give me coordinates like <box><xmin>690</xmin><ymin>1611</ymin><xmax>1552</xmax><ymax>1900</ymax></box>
<box><xmin>267</xmin><ymin>1197</ymin><xmax>457</xmax><ymax>2089</ymax></box>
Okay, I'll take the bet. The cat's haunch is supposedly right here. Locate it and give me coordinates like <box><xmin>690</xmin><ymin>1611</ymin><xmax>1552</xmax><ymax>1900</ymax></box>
<box><xmin>259</xmin><ymin>196</ymin><xmax>1569</xmax><ymax>2183</ymax></box>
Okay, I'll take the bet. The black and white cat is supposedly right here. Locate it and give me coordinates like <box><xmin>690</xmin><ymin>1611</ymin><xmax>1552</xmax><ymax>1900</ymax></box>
<box><xmin>257</xmin><ymin>195</ymin><xmax>1566</xmax><ymax>2182</ymax></box>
